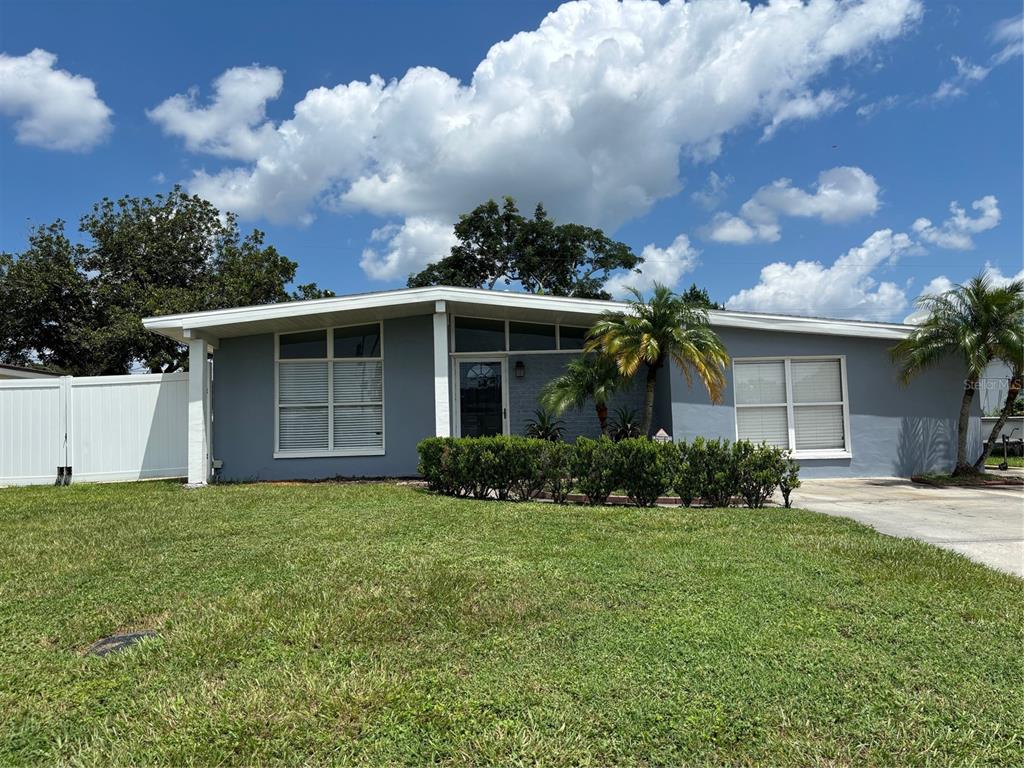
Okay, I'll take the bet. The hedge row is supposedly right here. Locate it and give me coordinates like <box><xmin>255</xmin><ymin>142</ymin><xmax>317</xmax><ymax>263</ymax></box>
<box><xmin>417</xmin><ymin>435</ymin><xmax>800</xmax><ymax>508</ymax></box>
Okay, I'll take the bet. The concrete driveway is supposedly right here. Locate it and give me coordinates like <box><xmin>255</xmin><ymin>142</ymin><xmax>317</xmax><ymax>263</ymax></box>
<box><xmin>794</xmin><ymin>477</ymin><xmax>1024</xmax><ymax>577</ymax></box>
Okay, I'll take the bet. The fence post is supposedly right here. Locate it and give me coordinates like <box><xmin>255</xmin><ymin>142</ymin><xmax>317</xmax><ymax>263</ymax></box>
<box><xmin>60</xmin><ymin>375</ymin><xmax>74</xmax><ymax>481</ymax></box>
<box><xmin>187</xmin><ymin>340</ymin><xmax>210</xmax><ymax>485</ymax></box>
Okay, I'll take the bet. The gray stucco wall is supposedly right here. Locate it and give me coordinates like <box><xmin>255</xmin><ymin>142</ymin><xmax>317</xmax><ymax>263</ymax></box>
<box><xmin>213</xmin><ymin>315</ymin><xmax>434</xmax><ymax>481</ymax></box>
<box><xmin>667</xmin><ymin>327</ymin><xmax>982</xmax><ymax>478</ymax></box>
<box><xmin>506</xmin><ymin>353</ymin><xmax>646</xmax><ymax>440</ymax></box>
<box><xmin>212</xmin><ymin>315</ymin><xmax>978</xmax><ymax>481</ymax></box>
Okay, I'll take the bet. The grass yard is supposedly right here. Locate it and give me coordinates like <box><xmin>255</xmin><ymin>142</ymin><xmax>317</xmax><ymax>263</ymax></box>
<box><xmin>1</xmin><ymin>482</ymin><xmax>1021</xmax><ymax>766</ymax></box>
<box><xmin>986</xmin><ymin>454</ymin><xmax>1024</xmax><ymax>468</ymax></box>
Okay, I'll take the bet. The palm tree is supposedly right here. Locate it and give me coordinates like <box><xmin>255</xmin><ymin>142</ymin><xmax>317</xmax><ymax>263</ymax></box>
<box><xmin>977</xmin><ymin>360</ymin><xmax>1022</xmax><ymax>470</ymax></box>
<box><xmin>540</xmin><ymin>353</ymin><xmax>624</xmax><ymax>435</ymax></box>
<box><xmin>585</xmin><ymin>283</ymin><xmax>729</xmax><ymax>436</ymax></box>
<box><xmin>891</xmin><ymin>273</ymin><xmax>1024</xmax><ymax>476</ymax></box>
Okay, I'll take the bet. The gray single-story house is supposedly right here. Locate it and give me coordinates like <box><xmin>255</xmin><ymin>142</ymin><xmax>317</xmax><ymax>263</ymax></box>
<box><xmin>0</xmin><ymin>363</ymin><xmax>61</xmax><ymax>380</ymax></box>
<box><xmin>142</xmin><ymin>286</ymin><xmax>980</xmax><ymax>485</ymax></box>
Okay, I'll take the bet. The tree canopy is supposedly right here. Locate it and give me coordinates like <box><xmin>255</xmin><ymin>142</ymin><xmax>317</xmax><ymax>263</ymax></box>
<box><xmin>407</xmin><ymin>197</ymin><xmax>641</xmax><ymax>299</ymax></box>
<box><xmin>679</xmin><ymin>282</ymin><xmax>724</xmax><ymax>310</ymax></box>
<box><xmin>0</xmin><ymin>186</ymin><xmax>332</xmax><ymax>375</ymax></box>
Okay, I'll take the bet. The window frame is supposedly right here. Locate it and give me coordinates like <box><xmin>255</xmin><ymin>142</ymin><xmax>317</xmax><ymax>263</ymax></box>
<box><xmin>449</xmin><ymin>315</ymin><xmax>592</xmax><ymax>355</ymax></box>
<box><xmin>732</xmin><ymin>354</ymin><xmax>852</xmax><ymax>460</ymax></box>
<box><xmin>274</xmin><ymin>321</ymin><xmax>385</xmax><ymax>459</ymax></box>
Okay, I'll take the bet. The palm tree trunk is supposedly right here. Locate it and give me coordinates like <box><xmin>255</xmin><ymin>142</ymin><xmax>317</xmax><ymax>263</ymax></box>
<box><xmin>595</xmin><ymin>402</ymin><xmax>608</xmax><ymax>435</ymax></box>
<box><xmin>952</xmin><ymin>377</ymin><xmax>978</xmax><ymax>476</ymax></box>
<box><xmin>972</xmin><ymin>368</ymin><xmax>1022</xmax><ymax>471</ymax></box>
<box><xmin>640</xmin><ymin>363</ymin><xmax>659</xmax><ymax>437</ymax></box>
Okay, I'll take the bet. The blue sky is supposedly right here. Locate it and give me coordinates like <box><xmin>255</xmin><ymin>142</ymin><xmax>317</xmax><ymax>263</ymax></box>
<box><xmin>1</xmin><ymin>0</ymin><xmax>1021</xmax><ymax>321</ymax></box>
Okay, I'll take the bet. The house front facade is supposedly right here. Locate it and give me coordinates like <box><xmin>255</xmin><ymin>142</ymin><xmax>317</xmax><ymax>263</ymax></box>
<box><xmin>143</xmin><ymin>286</ymin><xmax>980</xmax><ymax>485</ymax></box>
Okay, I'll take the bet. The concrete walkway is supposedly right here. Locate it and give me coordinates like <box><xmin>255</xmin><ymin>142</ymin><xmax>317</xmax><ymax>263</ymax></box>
<box><xmin>794</xmin><ymin>477</ymin><xmax>1024</xmax><ymax>577</ymax></box>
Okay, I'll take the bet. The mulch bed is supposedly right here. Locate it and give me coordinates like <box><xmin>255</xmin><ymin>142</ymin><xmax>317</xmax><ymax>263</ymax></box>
<box><xmin>911</xmin><ymin>473</ymin><xmax>1024</xmax><ymax>488</ymax></box>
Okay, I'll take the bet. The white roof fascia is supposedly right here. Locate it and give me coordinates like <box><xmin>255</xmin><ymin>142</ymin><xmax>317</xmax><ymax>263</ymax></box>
<box><xmin>142</xmin><ymin>285</ymin><xmax>912</xmax><ymax>341</ymax></box>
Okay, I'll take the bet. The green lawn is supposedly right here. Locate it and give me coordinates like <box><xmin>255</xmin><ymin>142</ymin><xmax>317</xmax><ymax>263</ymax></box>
<box><xmin>1</xmin><ymin>482</ymin><xmax>1021</xmax><ymax>766</ymax></box>
<box><xmin>986</xmin><ymin>454</ymin><xmax>1024</xmax><ymax>468</ymax></box>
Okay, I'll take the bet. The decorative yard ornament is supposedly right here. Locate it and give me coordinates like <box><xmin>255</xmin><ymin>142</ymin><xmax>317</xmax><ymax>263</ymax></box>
<box><xmin>653</xmin><ymin>428</ymin><xmax>672</xmax><ymax>443</ymax></box>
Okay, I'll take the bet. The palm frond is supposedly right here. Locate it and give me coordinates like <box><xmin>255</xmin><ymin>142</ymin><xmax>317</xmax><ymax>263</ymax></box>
<box><xmin>893</xmin><ymin>272</ymin><xmax>1024</xmax><ymax>383</ymax></box>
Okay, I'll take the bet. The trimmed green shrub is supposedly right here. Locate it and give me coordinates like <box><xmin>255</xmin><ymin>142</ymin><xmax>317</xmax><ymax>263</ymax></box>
<box><xmin>419</xmin><ymin>434</ymin><xmax>797</xmax><ymax>510</ymax></box>
<box><xmin>506</xmin><ymin>436</ymin><xmax>546</xmax><ymax>500</ymax></box>
<box><xmin>676</xmin><ymin>437</ymin><xmax>739</xmax><ymax>507</ymax></box>
<box><xmin>478</xmin><ymin>436</ymin><xmax>532</xmax><ymax>500</ymax></box>
<box><xmin>417</xmin><ymin>437</ymin><xmax>469</xmax><ymax>497</ymax></box>
<box><xmin>417</xmin><ymin>436</ymin><xmax>448</xmax><ymax>493</ymax></box>
<box><xmin>572</xmin><ymin>436</ymin><xmax>621</xmax><ymax>505</ymax></box>
<box><xmin>539</xmin><ymin>440</ymin><xmax>574</xmax><ymax>504</ymax></box>
<box><xmin>418</xmin><ymin>436</ymin><xmax>573</xmax><ymax>502</ymax></box>
<box><xmin>674</xmin><ymin>439</ymin><xmax>699</xmax><ymax>507</ymax></box>
<box><xmin>779</xmin><ymin>456</ymin><xmax>801</xmax><ymax>508</ymax></box>
<box><xmin>616</xmin><ymin>437</ymin><xmax>680</xmax><ymax>506</ymax></box>
<box><xmin>734</xmin><ymin>441</ymin><xmax>787</xmax><ymax>509</ymax></box>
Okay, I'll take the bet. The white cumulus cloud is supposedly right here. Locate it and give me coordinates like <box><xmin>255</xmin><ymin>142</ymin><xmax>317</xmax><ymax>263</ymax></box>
<box><xmin>705</xmin><ymin>166</ymin><xmax>880</xmax><ymax>244</ymax></box>
<box><xmin>690</xmin><ymin>171</ymin><xmax>732</xmax><ymax>210</ymax></box>
<box><xmin>912</xmin><ymin>195</ymin><xmax>1000</xmax><ymax>250</ymax></box>
<box><xmin>761</xmin><ymin>88</ymin><xmax>851</xmax><ymax>140</ymax></box>
<box><xmin>360</xmin><ymin>218</ymin><xmax>458</xmax><ymax>281</ymax></box>
<box><xmin>147</xmin><ymin>66</ymin><xmax>283</xmax><ymax>159</ymax></box>
<box><xmin>704</xmin><ymin>213</ymin><xmax>780</xmax><ymax>244</ymax></box>
<box><xmin>0</xmin><ymin>49</ymin><xmax>112</xmax><ymax>151</ymax></box>
<box><xmin>148</xmin><ymin>0</ymin><xmax>922</xmax><ymax>279</ymax></box>
<box><xmin>604</xmin><ymin>234</ymin><xmax>698</xmax><ymax>297</ymax></box>
<box><xmin>726</xmin><ymin>228</ymin><xmax>913</xmax><ymax>321</ymax></box>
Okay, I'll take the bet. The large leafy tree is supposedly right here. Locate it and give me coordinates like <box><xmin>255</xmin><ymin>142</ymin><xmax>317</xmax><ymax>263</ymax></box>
<box><xmin>407</xmin><ymin>197</ymin><xmax>640</xmax><ymax>299</ymax></box>
<box><xmin>0</xmin><ymin>187</ymin><xmax>332</xmax><ymax>375</ymax></box>
<box><xmin>586</xmin><ymin>284</ymin><xmax>729</xmax><ymax>436</ymax></box>
<box><xmin>539</xmin><ymin>354</ymin><xmax>625</xmax><ymax>435</ymax></box>
<box><xmin>0</xmin><ymin>222</ymin><xmax>94</xmax><ymax>372</ymax></box>
<box><xmin>891</xmin><ymin>274</ymin><xmax>1024</xmax><ymax>475</ymax></box>
<box><xmin>679</xmin><ymin>282</ymin><xmax>724</xmax><ymax>310</ymax></box>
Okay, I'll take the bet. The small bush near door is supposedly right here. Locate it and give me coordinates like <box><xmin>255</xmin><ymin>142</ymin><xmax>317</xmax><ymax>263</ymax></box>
<box><xmin>572</xmin><ymin>437</ymin><xmax>620</xmax><ymax>505</ymax></box>
<box><xmin>418</xmin><ymin>436</ymin><xmax>799</xmax><ymax>508</ymax></box>
<box><xmin>615</xmin><ymin>438</ymin><xmax>680</xmax><ymax>507</ymax></box>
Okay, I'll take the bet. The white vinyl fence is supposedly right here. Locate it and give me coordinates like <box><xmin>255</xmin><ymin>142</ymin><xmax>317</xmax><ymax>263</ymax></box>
<box><xmin>0</xmin><ymin>373</ymin><xmax>188</xmax><ymax>486</ymax></box>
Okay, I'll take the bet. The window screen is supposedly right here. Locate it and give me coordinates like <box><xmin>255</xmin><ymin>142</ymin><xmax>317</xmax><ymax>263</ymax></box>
<box><xmin>279</xmin><ymin>330</ymin><xmax>327</xmax><ymax>359</ymax></box>
<box><xmin>509</xmin><ymin>321</ymin><xmax>556</xmax><ymax>351</ymax></box>
<box><xmin>794</xmin><ymin>405</ymin><xmax>845</xmax><ymax>450</ymax></box>
<box><xmin>454</xmin><ymin>317</ymin><xmax>505</xmax><ymax>352</ymax></box>
<box><xmin>558</xmin><ymin>325</ymin><xmax>588</xmax><ymax>350</ymax></box>
<box><xmin>333</xmin><ymin>324</ymin><xmax>380</xmax><ymax>358</ymax></box>
<box><xmin>278</xmin><ymin>325</ymin><xmax>384</xmax><ymax>454</ymax></box>
<box><xmin>791</xmin><ymin>360</ymin><xmax>842</xmax><ymax>403</ymax></box>
<box><xmin>734</xmin><ymin>360</ymin><xmax>786</xmax><ymax>405</ymax></box>
<box><xmin>736</xmin><ymin>406</ymin><xmax>790</xmax><ymax>448</ymax></box>
<box><xmin>734</xmin><ymin>357</ymin><xmax>848</xmax><ymax>454</ymax></box>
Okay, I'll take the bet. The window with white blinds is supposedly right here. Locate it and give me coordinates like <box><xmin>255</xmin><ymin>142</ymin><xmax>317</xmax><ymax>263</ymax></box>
<box><xmin>734</xmin><ymin>357</ymin><xmax>850</xmax><ymax>456</ymax></box>
<box><xmin>276</xmin><ymin>324</ymin><xmax>385</xmax><ymax>456</ymax></box>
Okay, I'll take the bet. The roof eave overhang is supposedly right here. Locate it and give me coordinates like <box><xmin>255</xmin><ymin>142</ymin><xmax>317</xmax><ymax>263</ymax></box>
<box><xmin>142</xmin><ymin>286</ymin><xmax>912</xmax><ymax>344</ymax></box>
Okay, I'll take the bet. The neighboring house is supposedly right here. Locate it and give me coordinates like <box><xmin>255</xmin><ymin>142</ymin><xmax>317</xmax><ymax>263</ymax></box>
<box><xmin>979</xmin><ymin>360</ymin><xmax>1014</xmax><ymax>416</ymax></box>
<box><xmin>0</xmin><ymin>363</ymin><xmax>60</xmax><ymax>380</ymax></box>
<box><xmin>143</xmin><ymin>286</ymin><xmax>980</xmax><ymax>484</ymax></box>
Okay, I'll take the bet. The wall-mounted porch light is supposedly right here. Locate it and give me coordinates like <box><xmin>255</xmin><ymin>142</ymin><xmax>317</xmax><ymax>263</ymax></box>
<box><xmin>514</xmin><ymin>360</ymin><xmax>525</xmax><ymax>378</ymax></box>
